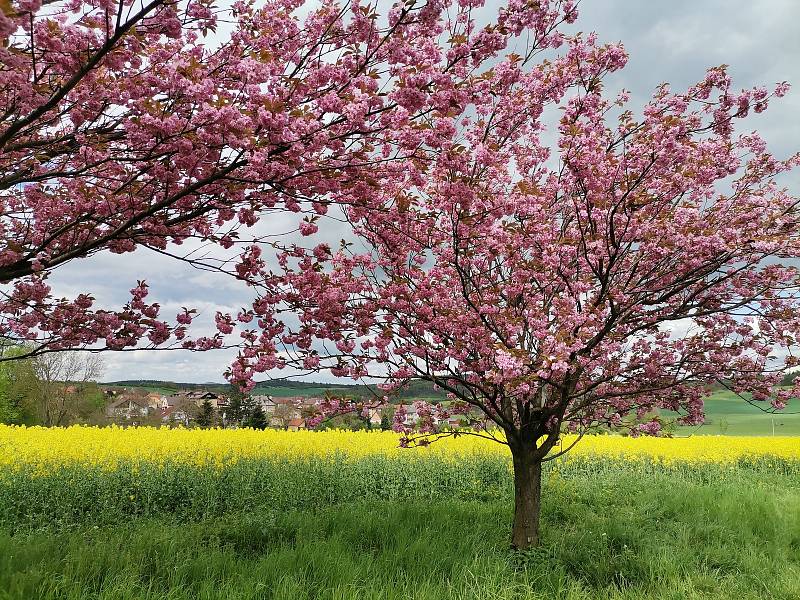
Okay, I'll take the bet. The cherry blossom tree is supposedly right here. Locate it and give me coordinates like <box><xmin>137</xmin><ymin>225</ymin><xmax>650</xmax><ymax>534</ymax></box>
<box><xmin>233</xmin><ymin>8</ymin><xmax>800</xmax><ymax>548</ymax></box>
<box><xmin>5</xmin><ymin>0</ymin><xmax>799</xmax><ymax>549</ymax></box>
<box><xmin>2</xmin><ymin>0</ymin><xmax>531</xmax><ymax>357</ymax></box>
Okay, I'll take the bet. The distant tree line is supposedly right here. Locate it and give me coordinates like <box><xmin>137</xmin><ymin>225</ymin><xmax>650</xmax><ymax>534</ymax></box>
<box><xmin>108</xmin><ymin>378</ymin><xmax>453</xmax><ymax>401</ymax></box>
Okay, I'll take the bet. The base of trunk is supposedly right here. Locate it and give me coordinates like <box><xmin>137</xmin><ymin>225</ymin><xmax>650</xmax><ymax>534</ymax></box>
<box><xmin>510</xmin><ymin>450</ymin><xmax>542</xmax><ymax>550</ymax></box>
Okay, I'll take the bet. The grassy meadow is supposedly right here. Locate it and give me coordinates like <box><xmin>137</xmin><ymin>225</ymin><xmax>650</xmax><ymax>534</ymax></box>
<box><xmin>673</xmin><ymin>390</ymin><xmax>800</xmax><ymax>436</ymax></box>
<box><xmin>1</xmin><ymin>427</ymin><xmax>799</xmax><ymax>599</ymax></box>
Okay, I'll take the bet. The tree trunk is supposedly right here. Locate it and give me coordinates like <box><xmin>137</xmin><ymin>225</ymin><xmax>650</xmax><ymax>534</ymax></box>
<box><xmin>510</xmin><ymin>446</ymin><xmax>543</xmax><ymax>550</ymax></box>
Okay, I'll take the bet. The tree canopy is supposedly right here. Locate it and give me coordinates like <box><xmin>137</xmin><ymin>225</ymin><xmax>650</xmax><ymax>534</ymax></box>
<box><xmin>2</xmin><ymin>0</ymin><xmax>526</xmax><ymax>357</ymax></box>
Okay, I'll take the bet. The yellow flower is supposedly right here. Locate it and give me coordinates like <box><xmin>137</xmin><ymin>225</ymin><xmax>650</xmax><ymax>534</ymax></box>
<box><xmin>0</xmin><ymin>424</ymin><xmax>798</xmax><ymax>471</ymax></box>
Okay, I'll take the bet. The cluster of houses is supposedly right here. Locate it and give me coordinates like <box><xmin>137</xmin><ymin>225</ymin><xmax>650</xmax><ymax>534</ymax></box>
<box><xmin>104</xmin><ymin>389</ymin><xmax>229</xmax><ymax>426</ymax></box>
<box><xmin>104</xmin><ymin>388</ymin><xmax>472</xmax><ymax>429</ymax></box>
<box><xmin>247</xmin><ymin>396</ymin><xmax>458</xmax><ymax>429</ymax></box>
<box><xmin>250</xmin><ymin>395</ymin><xmax>319</xmax><ymax>430</ymax></box>
<box><xmin>104</xmin><ymin>389</ymin><xmax>335</xmax><ymax>429</ymax></box>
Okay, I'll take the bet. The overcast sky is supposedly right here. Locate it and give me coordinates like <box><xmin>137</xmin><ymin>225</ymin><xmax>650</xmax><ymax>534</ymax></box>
<box><xmin>49</xmin><ymin>0</ymin><xmax>800</xmax><ymax>383</ymax></box>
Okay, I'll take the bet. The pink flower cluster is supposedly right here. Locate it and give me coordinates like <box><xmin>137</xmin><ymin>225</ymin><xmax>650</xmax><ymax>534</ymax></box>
<box><xmin>230</xmin><ymin>2</ymin><xmax>800</xmax><ymax>454</ymax></box>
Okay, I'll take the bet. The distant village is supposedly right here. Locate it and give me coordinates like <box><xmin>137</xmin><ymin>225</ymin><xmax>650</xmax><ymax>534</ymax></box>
<box><xmin>102</xmin><ymin>388</ymin><xmax>472</xmax><ymax>430</ymax></box>
<box><xmin>105</xmin><ymin>388</ymin><xmax>336</xmax><ymax>429</ymax></box>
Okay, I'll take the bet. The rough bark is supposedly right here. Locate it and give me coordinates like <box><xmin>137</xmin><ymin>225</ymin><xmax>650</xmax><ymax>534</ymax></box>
<box><xmin>510</xmin><ymin>445</ymin><xmax>543</xmax><ymax>550</ymax></box>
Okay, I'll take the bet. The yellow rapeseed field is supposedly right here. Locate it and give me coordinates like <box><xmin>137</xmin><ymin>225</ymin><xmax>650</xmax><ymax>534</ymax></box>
<box><xmin>1</xmin><ymin>424</ymin><xmax>799</xmax><ymax>472</ymax></box>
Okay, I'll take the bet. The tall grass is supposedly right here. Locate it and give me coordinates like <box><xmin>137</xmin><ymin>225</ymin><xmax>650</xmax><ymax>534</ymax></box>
<box><xmin>0</xmin><ymin>455</ymin><xmax>511</xmax><ymax>530</ymax></box>
<box><xmin>2</xmin><ymin>472</ymin><xmax>799</xmax><ymax>599</ymax></box>
<box><xmin>2</xmin><ymin>454</ymin><xmax>798</xmax><ymax>532</ymax></box>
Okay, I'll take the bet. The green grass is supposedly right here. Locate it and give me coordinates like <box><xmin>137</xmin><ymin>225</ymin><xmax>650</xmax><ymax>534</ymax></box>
<box><xmin>0</xmin><ymin>455</ymin><xmax>511</xmax><ymax>530</ymax></box>
<box><xmin>673</xmin><ymin>390</ymin><xmax>800</xmax><ymax>436</ymax></box>
<box><xmin>1</xmin><ymin>456</ymin><xmax>800</xmax><ymax>599</ymax></box>
<box><xmin>3</xmin><ymin>454</ymin><xmax>798</xmax><ymax>533</ymax></box>
<box><xmin>1</xmin><ymin>469</ymin><xmax>799</xmax><ymax>599</ymax></box>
